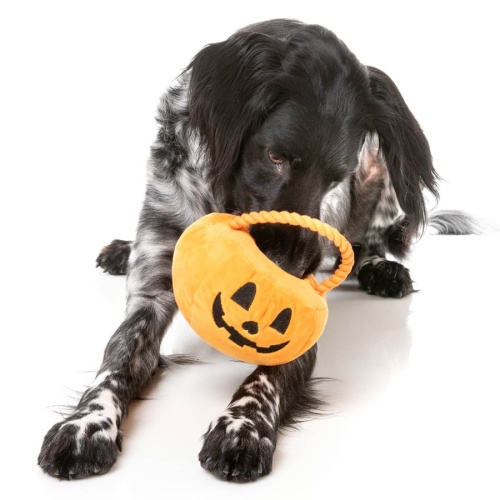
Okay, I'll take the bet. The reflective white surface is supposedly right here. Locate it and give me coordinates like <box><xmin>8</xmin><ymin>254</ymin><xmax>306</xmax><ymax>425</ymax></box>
<box><xmin>1</xmin><ymin>1</ymin><xmax>499</xmax><ymax>499</ymax></box>
<box><xmin>4</xmin><ymin>233</ymin><xmax>498</xmax><ymax>500</ymax></box>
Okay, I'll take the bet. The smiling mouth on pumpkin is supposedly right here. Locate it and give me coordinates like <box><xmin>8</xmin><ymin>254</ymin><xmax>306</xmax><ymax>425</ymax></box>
<box><xmin>212</xmin><ymin>293</ymin><xmax>290</xmax><ymax>354</ymax></box>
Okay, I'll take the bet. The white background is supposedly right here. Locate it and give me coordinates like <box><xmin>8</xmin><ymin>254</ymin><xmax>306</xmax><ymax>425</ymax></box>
<box><xmin>1</xmin><ymin>1</ymin><xmax>499</xmax><ymax>499</ymax></box>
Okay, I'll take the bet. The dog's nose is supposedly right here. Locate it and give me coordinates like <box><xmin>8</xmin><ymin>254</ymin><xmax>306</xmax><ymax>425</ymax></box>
<box><xmin>242</xmin><ymin>321</ymin><xmax>259</xmax><ymax>335</ymax></box>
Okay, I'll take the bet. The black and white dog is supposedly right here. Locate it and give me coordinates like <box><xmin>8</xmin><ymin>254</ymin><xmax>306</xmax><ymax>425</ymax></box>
<box><xmin>38</xmin><ymin>19</ymin><xmax>465</xmax><ymax>482</ymax></box>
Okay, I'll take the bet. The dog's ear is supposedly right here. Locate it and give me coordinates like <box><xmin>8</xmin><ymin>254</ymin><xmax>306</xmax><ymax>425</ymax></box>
<box><xmin>368</xmin><ymin>66</ymin><xmax>439</xmax><ymax>235</ymax></box>
<box><xmin>187</xmin><ymin>32</ymin><xmax>283</xmax><ymax>201</ymax></box>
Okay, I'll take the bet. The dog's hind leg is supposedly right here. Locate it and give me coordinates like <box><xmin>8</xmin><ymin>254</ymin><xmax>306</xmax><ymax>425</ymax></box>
<box><xmin>96</xmin><ymin>239</ymin><xmax>132</xmax><ymax>275</ymax></box>
<box><xmin>344</xmin><ymin>133</ymin><xmax>414</xmax><ymax>298</ymax></box>
<box><xmin>354</xmin><ymin>186</ymin><xmax>414</xmax><ymax>298</ymax></box>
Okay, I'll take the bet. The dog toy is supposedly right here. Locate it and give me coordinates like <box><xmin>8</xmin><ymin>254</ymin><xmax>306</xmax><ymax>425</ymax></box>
<box><xmin>172</xmin><ymin>211</ymin><xmax>354</xmax><ymax>365</ymax></box>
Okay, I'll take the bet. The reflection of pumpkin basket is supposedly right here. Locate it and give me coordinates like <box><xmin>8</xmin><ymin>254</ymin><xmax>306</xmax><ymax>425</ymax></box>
<box><xmin>228</xmin><ymin>211</ymin><xmax>354</xmax><ymax>295</ymax></box>
<box><xmin>172</xmin><ymin>211</ymin><xmax>354</xmax><ymax>366</ymax></box>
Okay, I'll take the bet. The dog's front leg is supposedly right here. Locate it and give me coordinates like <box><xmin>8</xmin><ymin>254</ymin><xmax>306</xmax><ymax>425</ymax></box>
<box><xmin>199</xmin><ymin>344</ymin><xmax>318</xmax><ymax>482</ymax></box>
<box><xmin>37</xmin><ymin>213</ymin><xmax>179</xmax><ymax>478</ymax></box>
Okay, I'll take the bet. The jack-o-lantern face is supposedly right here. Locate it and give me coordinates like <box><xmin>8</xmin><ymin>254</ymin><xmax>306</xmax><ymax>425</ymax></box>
<box><xmin>172</xmin><ymin>212</ymin><xmax>343</xmax><ymax>366</ymax></box>
<box><xmin>212</xmin><ymin>282</ymin><xmax>292</xmax><ymax>353</ymax></box>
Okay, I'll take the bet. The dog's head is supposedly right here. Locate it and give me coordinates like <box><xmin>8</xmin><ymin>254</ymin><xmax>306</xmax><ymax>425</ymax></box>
<box><xmin>188</xmin><ymin>20</ymin><xmax>438</xmax><ymax>277</ymax></box>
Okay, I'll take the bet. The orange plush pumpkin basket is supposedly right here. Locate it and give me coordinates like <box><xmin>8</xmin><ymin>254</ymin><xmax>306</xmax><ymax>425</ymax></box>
<box><xmin>172</xmin><ymin>211</ymin><xmax>354</xmax><ymax>365</ymax></box>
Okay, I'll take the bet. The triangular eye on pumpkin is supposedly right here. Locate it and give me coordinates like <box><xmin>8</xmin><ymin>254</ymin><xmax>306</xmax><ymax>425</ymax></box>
<box><xmin>230</xmin><ymin>282</ymin><xmax>256</xmax><ymax>310</ymax></box>
<box><xmin>269</xmin><ymin>308</ymin><xmax>292</xmax><ymax>334</ymax></box>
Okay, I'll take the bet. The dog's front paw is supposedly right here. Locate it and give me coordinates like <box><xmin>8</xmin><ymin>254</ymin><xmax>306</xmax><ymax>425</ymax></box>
<box><xmin>199</xmin><ymin>414</ymin><xmax>276</xmax><ymax>482</ymax></box>
<box><xmin>38</xmin><ymin>415</ymin><xmax>122</xmax><ymax>479</ymax></box>
<box><xmin>358</xmin><ymin>258</ymin><xmax>414</xmax><ymax>298</ymax></box>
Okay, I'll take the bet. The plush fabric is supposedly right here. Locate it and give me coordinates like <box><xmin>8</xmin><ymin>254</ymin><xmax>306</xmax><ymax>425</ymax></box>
<box><xmin>172</xmin><ymin>212</ymin><xmax>353</xmax><ymax>365</ymax></box>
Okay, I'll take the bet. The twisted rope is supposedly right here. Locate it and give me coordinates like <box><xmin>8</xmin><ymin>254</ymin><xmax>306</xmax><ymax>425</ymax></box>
<box><xmin>228</xmin><ymin>210</ymin><xmax>354</xmax><ymax>294</ymax></box>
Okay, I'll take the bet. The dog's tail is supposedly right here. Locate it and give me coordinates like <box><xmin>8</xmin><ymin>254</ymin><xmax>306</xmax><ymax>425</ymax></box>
<box><xmin>427</xmin><ymin>209</ymin><xmax>483</xmax><ymax>235</ymax></box>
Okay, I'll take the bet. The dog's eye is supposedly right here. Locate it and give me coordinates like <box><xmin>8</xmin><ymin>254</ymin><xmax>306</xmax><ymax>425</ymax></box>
<box><xmin>268</xmin><ymin>150</ymin><xmax>288</xmax><ymax>175</ymax></box>
<box><xmin>268</xmin><ymin>151</ymin><xmax>284</xmax><ymax>165</ymax></box>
